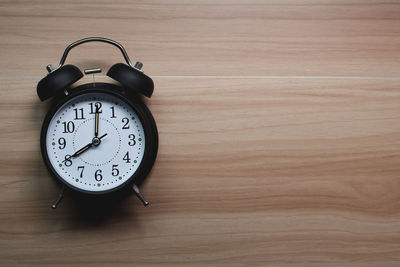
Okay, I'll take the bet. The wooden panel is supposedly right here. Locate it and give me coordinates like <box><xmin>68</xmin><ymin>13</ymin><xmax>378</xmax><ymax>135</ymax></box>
<box><xmin>0</xmin><ymin>77</ymin><xmax>399</xmax><ymax>265</ymax></box>
<box><xmin>0</xmin><ymin>0</ymin><xmax>400</xmax><ymax>76</ymax></box>
<box><xmin>1</xmin><ymin>0</ymin><xmax>400</xmax><ymax>265</ymax></box>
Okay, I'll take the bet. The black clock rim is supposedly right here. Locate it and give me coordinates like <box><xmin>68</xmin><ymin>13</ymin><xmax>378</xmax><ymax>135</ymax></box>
<box><xmin>40</xmin><ymin>82</ymin><xmax>158</xmax><ymax>195</ymax></box>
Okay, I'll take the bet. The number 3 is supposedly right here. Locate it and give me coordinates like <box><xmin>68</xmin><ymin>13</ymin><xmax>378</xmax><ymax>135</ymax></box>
<box><xmin>128</xmin><ymin>134</ymin><xmax>136</xmax><ymax>146</ymax></box>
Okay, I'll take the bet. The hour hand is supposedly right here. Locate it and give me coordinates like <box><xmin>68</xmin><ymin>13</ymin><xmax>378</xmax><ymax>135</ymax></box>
<box><xmin>63</xmin><ymin>134</ymin><xmax>107</xmax><ymax>163</ymax></box>
<box><xmin>71</xmin><ymin>143</ymin><xmax>92</xmax><ymax>158</ymax></box>
<box><xmin>62</xmin><ymin>142</ymin><xmax>92</xmax><ymax>164</ymax></box>
<box><xmin>69</xmin><ymin>133</ymin><xmax>108</xmax><ymax>158</ymax></box>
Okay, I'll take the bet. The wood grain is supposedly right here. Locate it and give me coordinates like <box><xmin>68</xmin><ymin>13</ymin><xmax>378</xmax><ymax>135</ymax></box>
<box><xmin>0</xmin><ymin>0</ymin><xmax>400</xmax><ymax>266</ymax></box>
<box><xmin>0</xmin><ymin>0</ymin><xmax>400</xmax><ymax>76</ymax></box>
<box><xmin>0</xmin><ymin>76</ymin><xmax>400</xmax><ymax>266</ymax></box>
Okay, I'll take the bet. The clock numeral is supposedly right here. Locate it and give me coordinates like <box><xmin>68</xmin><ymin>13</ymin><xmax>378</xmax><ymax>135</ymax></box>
<box><xmin>122</xmin><ymin>117</ymin><xmax>130</xmax><ymax>129</ymax></box>
<box><xmin>123</xmin><ymin>152</ymin><xmax>131</xmax><ymax>163</ymax></box>
<box><xmin>62</xmin><ymin>121</ymin><xmax>75</xmax><ymax>133</ymax></box>
<box><xmin>89</xmin><ymin>102</ymin><xmax>102</xmax><ymax>114</ymax></box>
<box><xmin>112</xmin><ymin>164</ymin><xmax>119</xmax><ymax>176</ymax></box>
<box><xmin>63</xmin><ymin>154</ymin><xmax>72</xmax><ymax>167</ymax></box>
<box><xmin>95</xmin><ymin>169</ymin><xmax>103</xmax><ymax>181</ymax></box>
<box><xmin>128</xmin><ymin>134</ymin><xmax>136</xmax><ymax>146</ymax></box>
<box><xmin>77</xmin><ymin>166</ymin><xmax>84</xmax><ymax>178</ymax></box>
<box><xmin>110</xmin><ymin>106</ymin><xmax>116</xmax><ymax>118</ymax></box>
<box><xmin>73</xmin><ymin>108</ymin><xmax>85</xmax><ymax>120</ymax></box>
<box><xmin>58</xmin><ymin>137</ymin><xmax>66</xmax><ymax>149</ymax></box>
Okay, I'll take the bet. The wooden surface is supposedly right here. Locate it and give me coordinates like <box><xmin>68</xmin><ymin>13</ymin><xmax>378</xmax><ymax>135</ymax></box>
<box><xmin>0</xmin><ymin>1</ymin><xmax>400</xmax><ymax>266</ymax></box>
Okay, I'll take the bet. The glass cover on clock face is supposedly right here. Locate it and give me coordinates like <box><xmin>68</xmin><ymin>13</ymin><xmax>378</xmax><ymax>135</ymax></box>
<box><xmin>45</xmin><ymin>92</ymin><xmax>146</xmax><ymax>192</ymax></box>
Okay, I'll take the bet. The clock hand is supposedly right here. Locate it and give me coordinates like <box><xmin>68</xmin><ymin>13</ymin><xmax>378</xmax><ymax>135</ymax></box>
<box><xmin>73</xmin><ymin>133</ymin><xmax>108</xmax><ymax>156</ymax></box>
<box><xmin>71</xmin><ymin>142</ymin><xmax>93</xmax><ymax>158</ymax></box>
<box><xmin>94</xmin><ymin>106</ymin><xmax>100</xmax><ymax>137</ymax></box>
<box><xmin>98</xmin><ymin>133</ymin><xmax>107</xmax><ymax>139</ymax></box>
<box><xmin>63</xmin><ymin>133</ymin><xmax>108</xmax><ymax>162</ymax></box>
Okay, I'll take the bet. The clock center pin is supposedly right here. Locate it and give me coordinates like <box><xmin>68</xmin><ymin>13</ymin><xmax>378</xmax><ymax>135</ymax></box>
<box><xmin>92</xmin><ymin>137</ymin><xmax>101</xmax><ymax>146</ymax></box>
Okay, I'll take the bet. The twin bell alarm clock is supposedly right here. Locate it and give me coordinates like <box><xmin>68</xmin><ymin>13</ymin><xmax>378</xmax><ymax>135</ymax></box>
<box><xmin>37</xmin><ymin>37</ymin><xmax>158</xmax><ymax>209</ymax></box>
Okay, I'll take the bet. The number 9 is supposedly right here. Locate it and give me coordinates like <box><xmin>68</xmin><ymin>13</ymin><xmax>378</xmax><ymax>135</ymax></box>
<box><xmin>58</xmin><ymin>137</ymin><xmax>66</xmax><ymax>149</ymax></box>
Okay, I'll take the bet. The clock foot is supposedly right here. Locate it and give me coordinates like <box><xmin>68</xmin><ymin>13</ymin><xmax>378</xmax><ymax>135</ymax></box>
<box><xmin>133</xmin><ymin>184</ymin><xmax>149</xmax><ymax>206</ymax></box>
<box><xmin>51</xmin><ymin>186</ymin><xmax>66</xmax><ymax>209</ymax></box>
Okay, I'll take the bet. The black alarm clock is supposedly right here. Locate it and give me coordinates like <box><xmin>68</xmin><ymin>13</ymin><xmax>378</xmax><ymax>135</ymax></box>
<box><xmin>37</xmin><ymin>37</ymin><xmax>158</xmax><ymax>209</ymax></box>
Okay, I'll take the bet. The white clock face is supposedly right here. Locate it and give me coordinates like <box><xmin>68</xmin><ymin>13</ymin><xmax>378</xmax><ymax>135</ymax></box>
<box><xmin>45</xmin><ymin>92</ymin><xmax>146</xmax><ymax>192</ymax></box>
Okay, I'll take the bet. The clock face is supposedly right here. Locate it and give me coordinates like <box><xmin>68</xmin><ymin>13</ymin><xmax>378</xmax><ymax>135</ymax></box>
<box><xmin>45</xmin><ymin>92</ymin><xmax>146</xmax><ymax>193</ymax></box>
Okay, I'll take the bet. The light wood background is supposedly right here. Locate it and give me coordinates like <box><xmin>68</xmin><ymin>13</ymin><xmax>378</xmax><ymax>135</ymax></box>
<box><xmin>0</xmin><ymin>0</ymin><xmax>400</xmax><ymax>266</ymax></box>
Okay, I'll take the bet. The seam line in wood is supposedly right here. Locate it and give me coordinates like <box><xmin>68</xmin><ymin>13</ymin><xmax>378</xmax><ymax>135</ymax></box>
<box><xmin>2</xmin><ymin>75</ymin><xmax>400</xmax><ymax>80</ymax></box>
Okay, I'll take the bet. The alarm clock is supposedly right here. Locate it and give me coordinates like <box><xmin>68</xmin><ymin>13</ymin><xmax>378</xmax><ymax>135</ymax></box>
<box><xmin>37</xmin><ymin>37</ymin><xmax>158</xmax><ymax>209</ymax></box>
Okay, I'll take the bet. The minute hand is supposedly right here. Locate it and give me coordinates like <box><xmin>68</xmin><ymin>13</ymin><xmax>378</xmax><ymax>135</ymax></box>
<box><xmin>95</xmin><ymin>107</ymin><xmax>100</xmax><ymax>137</ymax></box>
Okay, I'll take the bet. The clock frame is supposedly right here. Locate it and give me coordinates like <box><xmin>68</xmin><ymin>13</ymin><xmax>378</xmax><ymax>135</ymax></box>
<box><xmin>40</xmin><ymin>83</ymin><xmax>158</xmax><ymax>197</ymax></box>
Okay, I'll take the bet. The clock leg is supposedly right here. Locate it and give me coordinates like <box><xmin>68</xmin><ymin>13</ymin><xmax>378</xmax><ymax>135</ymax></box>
<box><xmin>51</xmin><ymin>186</ymin><xmax>66</xmax><ymax>209</ymax></box>
<box><xmin>132</xmin><ymin>184</ymin><xmax>149</xmax><ymax>206</ymax></box>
